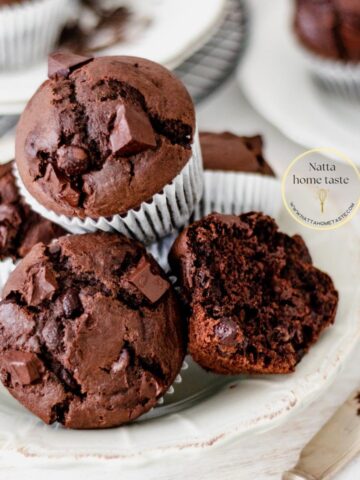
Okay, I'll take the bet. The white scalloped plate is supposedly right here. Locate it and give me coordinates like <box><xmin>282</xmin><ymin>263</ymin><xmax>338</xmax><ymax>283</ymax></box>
<box><xmin>239</xmin><ymin>0</ymin><xmax>360</xmax><ymax>165</ymax></box>
<box><xmin>0</xmin><ymin>0</ymin><xmax>226</xmax><ymax>115</ymax></box>
<box><xmin>0</xmin><ymin>205</ymin><xmax>359</xmax><ymax>465</ymax></box>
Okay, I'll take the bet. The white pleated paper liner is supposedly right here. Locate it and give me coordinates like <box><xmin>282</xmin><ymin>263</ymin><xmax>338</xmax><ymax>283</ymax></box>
<box><xmin>194</xmin><ymin>171</ymin><xmax>282</xmax><ymax>220</ymax></box>
<box><xmin>14</xmin><ymin>133</ymin><xmax>204</xmax><ymax>245</ymax></box>
<box><xmin>297</xmin><ymin>45</ymin><xmax>360</xmax><ymax>102</ymax></box>
<box><xmin>0</xmin><ymin>258</ymin><xmax>16</xmax><ymax>297</ymax></box>
<box><xmin>0</xmin><ymin>0</ymin><xmax>72</xmax><ymax>70</ymax></box>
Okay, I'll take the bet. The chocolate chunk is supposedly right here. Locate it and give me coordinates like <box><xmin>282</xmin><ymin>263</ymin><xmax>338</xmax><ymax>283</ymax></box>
<box><xmin>61</xmin><ymin>289</ymin><xmax>82</xmax><ymax>318</ymax></box>
<box><xmin>44</xmin><ymin>164</ymin><xmax>80</xmax><ymax>208</ymax></box>
<box><xmin>128</xmin><ymin>256</ymin><xmax>170</xmax><ymax>303</ymax></box>
<box><xmin>110</xmin><ymin>104</ymin><xmax>156</xmax><ymax>156</ymax></box>
<box><xmin>48</xmin><ymin>52</ymin><xmax>93</xmax><ymax>79</ymax></box>
<box><xmin>214</xmin><ymin>318</ymin><xmax>240</xmax><ymax>346</ymax></box>
<box><xmin>57</xmin><ymin>145</ymin><xmax>90</xmax><ymax>177</ymax></box>
<box><xmin>27</xmin><ymin>265</ymin><xmax>58</xmax><ymax>306</ymax></box>
<box><xmin>5</xmin><ymin>351</ymin><xmax>42</xmax><ymax>386</ymax></box>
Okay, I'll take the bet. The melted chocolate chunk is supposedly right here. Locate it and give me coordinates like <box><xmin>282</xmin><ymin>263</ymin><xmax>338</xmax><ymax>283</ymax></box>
<box><xmin>48</xmin><ymin>52</ymin><xmax>93</xmax><ymax>79</ymax></box>
<box><xmin>61</xmin><ymin>289</ymin><xmax>82</xmax><ymax>318</ymax></box>
<box><xmin>57</xmin><ymin>145</ymin><xmax>90</xmax><ymax>177</ymax></box>
<box><xmin>110</xmin><ymin>104</ymin><xmax>156</xmax><ymax>156</ymax></box>
<box><xmin>128</xmin><ymin>256</ymin><xmax>170</xmax><ymax>303</ymax></box>
<box><xmin>44</xmin><ymin>164</ymin><xmax>80</xmax><ymax>208</ymax></box>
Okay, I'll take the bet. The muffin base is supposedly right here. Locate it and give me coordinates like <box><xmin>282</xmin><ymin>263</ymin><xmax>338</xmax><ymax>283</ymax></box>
<box><xmin>298</xmin><ymin>45</ymin><xmax>360</xmax><ymax>102</ymax></box>
<box><xmin>15</xmin><ymin>131</ymin><xmax>204</xmax><ymax>244</ymax></box>
<box><xmin>194</xmin><ymin>171</ymin><xmax>281</xmax><ymax>220</ymax></box>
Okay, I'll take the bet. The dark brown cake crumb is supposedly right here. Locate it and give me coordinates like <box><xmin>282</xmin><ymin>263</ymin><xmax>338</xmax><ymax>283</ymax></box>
<box><xmin>0</xmin><ymin>161</ymin><xmax>65</xmax><ymax>261</ymax></box>
<box><xmin>169</xmin><ymin>212</ymin><xmax>338</xmax><ymax>375</ymax></box>
<box><xmin>0</xmin><ymin>232</ymin><xmax>186</xmax><ymax>429</ymax></box>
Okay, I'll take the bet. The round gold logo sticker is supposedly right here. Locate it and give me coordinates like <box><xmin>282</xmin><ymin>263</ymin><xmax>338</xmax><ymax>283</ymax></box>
<box><xmin>282</xmin><ymin>148</ymin><xmax>360</xmax><ymax>230</ymax></box>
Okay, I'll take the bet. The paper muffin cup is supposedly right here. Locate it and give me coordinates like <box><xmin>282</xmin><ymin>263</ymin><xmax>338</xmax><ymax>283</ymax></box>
<box><xmin>297</xmin><ymin>44</ymin><xmax>360</xmax><ymax>102</ymax></box>
<box><xmin>15</xmin><ymin>131</ymin><xmax>204</xmax><ymax>244</ymax></box>
<box><xmin>0</xmin><ymin>0</ymin><xmax>72</xmax><ymax>70</ymax></box>
<box><xmin>194</xmin><ymin>171</ymin><xmax>282</xmax><ymax>220</ymax></box>
<box><xmin>0</xmin><ymin>258</ymin><xmax>16</xmax><ymax>296</ymax></box>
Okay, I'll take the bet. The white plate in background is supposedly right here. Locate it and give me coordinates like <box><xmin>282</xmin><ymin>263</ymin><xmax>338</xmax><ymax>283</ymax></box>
<box><xmin>239</xmin><ymin>0</ymin><xmax>360</xmax><ymax>165</ymax></box>
<box><xmin>0</xmin><ymin>0</ymin><xmax>226</xmax><ymax>115</ymax></box>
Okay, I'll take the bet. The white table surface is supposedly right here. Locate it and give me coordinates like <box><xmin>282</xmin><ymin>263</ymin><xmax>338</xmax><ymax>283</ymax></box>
<box><xmin>2</xmin><ymin>78</ymin><xmax>360</xmax><ymax>480</ymax></box>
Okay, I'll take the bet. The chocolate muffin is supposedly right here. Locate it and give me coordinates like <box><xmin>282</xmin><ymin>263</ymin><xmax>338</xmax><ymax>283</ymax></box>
<box><xmin>200</xmin><ymin>132</ymin><xmax>274</xmax><ymax>175</ymax></box>
<box><xmin>16</xmin><ymin>54</ymin><xmax>196</xmax><ymax>219</ymax></box>
<box><xmin>169</xmin><ymin>212</ymin><xmax>338</xmax><ymax>375</ymax></box>
<box><xmin>0</xmin><ymin>161</ymin><xmax>65</xmax><ymax>261</ymax></box>
<box><xmin>0</xmin><ymin>0</ymin><xmax>25</xmax><ymax>5</ymax></box>
<box><xmin>0</xmin><ymin>232</ymin><xmax>185</xmax><ymax>429</ymax></box>
<box><xmin>59</xmin><ymin>1</ymin><xmax>132</xmax><ymax>54</ymax></box>
<box><xmin>294</xmin><ymin>0</ymin><xmax>360</xmax><ymax>61</ymax></box>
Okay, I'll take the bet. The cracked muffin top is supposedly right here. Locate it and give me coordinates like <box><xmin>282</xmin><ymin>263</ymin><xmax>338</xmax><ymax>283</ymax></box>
<box><xmin>15</xmin><ymin>54</ymin><xmax>196</xmax><ymax>219</ymax></box>
<box><xmin>0</xmin><ymin>161</ymin><xmax>65</xmax><ymax>261</ymax></box>
<box><xmin>294</xmin><ymin>0</ymin><xmax>360</xmax><ymax>61</ymax></box>
<box><xmin>0</xmin><ymin>232</ymin><xmax>186</xmax><ymax>429</ymax></box>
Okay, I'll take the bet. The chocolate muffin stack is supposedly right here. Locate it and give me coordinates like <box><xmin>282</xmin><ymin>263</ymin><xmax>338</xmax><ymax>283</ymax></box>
<box><xmin>0</xmin><ymin>52</ymin><xmax>339</xmax><ymax>430</ymax></box>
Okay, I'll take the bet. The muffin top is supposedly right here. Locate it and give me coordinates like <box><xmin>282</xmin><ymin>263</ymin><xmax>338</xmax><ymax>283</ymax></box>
<box><xmin>294</xmin><ymin>0</ymin><xmax>360</xmax><ymax>61</ymax></box>
<box><xmin>199</xmin><ymin>132</ymin><xmax>275</xmax><ymax>176</ymax></box>
<box><xmin>169</xmin><ymin>212</ymin><xmax>338</xmax><ymax>374</ymax></box>
<box><xmin>0</xmin><ymin>161</ymin><xmax>65</xmax><ymax>261</ymax></box>
<box><xmin>16</xmin><ymin>54</ymin><xmax>196</xmax><ymax>218</ymax></box>
<box><xmin>0</xmin><ymin>232</ymin><xmax>185</xmax><ymax>429</ymax></box>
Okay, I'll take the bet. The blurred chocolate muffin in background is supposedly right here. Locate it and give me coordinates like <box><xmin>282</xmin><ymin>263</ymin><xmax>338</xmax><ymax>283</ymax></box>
<box><xmin>59</xmin><ymin>0</ymin><xmax>151</xmax><ymax>55</ymax></box>
<box><xmin>0</xmin><ymin>0</ymin><xmax>25</xmax><ymax>5</ymax></box>
<box><xmin>294</xmin><ymin>0</ymin><xmax>360</xmax><ymax>61</ymax></box>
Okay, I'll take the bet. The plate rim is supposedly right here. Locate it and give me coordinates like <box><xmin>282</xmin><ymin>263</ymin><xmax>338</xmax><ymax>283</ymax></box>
<box><xmin>0</xmin><ymin>212</ymin><xmax>359</xmax><ymax>463</ymax></box>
